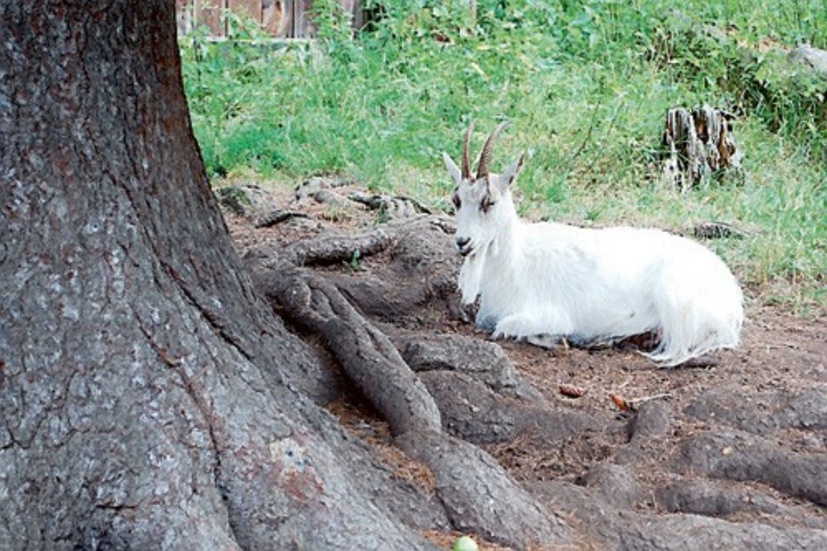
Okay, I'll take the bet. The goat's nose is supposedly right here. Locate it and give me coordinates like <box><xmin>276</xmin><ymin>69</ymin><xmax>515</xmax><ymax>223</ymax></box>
<box><xmin>455</xmin><ymin>236</ymin><xmax>470</xmax><ymax>248</ymax></box>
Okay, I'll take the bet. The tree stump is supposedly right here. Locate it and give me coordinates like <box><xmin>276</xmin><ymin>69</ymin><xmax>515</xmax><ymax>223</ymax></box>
<box><xmin>660</xmin><ymin>106</ymin><xmax>743</xmax><ymax>190</ymax></box>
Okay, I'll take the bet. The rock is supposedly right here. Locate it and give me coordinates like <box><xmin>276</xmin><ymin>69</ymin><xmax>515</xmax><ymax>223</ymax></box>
<box><xmin>216</xmin><ymin>183</ymin><xmax>280</xmax><ymax>216</ymax></box>
<box><xmin>788</xmin><ymin>45</ymin><xmax>827</xmax><ymax>76</ymax></box>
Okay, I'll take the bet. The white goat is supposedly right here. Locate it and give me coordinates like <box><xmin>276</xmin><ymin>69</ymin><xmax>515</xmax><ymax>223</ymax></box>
<box><xmin>443</xmin><ymin>122</ymin><xmax>743</xmax><ymax>367</ymax></box>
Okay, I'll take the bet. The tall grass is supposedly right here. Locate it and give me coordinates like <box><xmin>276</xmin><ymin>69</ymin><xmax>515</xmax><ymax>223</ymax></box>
<box><xmin>180</xmin><ymin>0</ymin><xmax>825</xmax><ymax>312</ymax></box>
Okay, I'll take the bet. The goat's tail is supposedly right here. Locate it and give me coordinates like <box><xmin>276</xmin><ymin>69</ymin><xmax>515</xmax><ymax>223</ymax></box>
<box><xmin>644</xmin><ymin>263</ymin><xmax>744</xmax><ymax>367</ymax></box>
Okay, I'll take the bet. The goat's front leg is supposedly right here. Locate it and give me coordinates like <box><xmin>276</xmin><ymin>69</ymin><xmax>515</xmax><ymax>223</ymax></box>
<box><xmin>491</xmin><ymin>312</ymin><xmax>536</xmax><ymax>339</ymax></box>
<box><xmin>491</xmin><ymin>313</ymin><xmax>568</xmax><ymax>350</ymax></box>
<box><xmin>525</xmin><ymin>333</ymin><xmax>566</xmax><ymax>349</ymax></box>
<box><xmin>492</xmin><ymin>313</ymin><xmax>567</xmax><ymax>348</ymax></box>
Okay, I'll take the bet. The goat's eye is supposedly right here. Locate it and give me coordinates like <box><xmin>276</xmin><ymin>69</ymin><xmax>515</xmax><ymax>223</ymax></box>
<box><xmin>451</xmin><ymin>192</ymin><xmax>461</xmax><ymax>209</ymax></box>
<box><xmin>480</xmin><ymin>194</ymin><xmax>495</xmax><ymax>213</ymax></box>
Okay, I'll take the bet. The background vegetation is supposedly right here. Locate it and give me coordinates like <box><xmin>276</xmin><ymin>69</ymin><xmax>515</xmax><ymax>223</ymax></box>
<box><xmin>179</xmin><ymin>0</ymin><xmax>825</xmax><ymax>312</ymax></box>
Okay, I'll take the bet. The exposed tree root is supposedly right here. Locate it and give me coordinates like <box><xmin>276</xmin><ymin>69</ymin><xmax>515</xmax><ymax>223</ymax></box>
<box><xmin>283</xmin><ymin>228</ymin><xmax>395</xmax><ymax>266</ymax></box>
<box><xmin>254</xmin><ymin>262</ymin><xmax>441</xmax><ymax>436</ymax></box>
<box><xmin>250</xmin><ymin>258</ymin><xmax>572</xmax><ymax>549</ymax></box>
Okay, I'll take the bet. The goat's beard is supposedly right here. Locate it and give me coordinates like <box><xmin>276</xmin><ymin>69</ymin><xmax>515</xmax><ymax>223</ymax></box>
<box><xmin>458</xmin><ymin>254</ymin><xmax>484</xmax><ymax>305</ymax></box>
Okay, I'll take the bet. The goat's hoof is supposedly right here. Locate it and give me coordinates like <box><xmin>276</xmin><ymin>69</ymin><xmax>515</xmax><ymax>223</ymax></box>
<box><xmin>526</xmin><ymin>334</ymin><xmax>563</xmax><ymax>349</ymax></box>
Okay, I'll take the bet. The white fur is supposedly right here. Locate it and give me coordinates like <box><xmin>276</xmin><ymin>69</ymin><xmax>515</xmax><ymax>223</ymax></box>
<box><xmin>443</xmin><ymin>144</ymin><xmax>743</xmax><ymax>367</ymax></box>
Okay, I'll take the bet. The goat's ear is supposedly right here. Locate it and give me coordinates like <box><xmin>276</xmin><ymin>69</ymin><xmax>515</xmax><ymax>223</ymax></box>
<box><xmin>442</xmin><ymin>152</ymin><xmax>463</xmax><ymax>184</ymax></box>
<box><xmin>497</xmin><ymin>152</ymin><xmax>525</xmax><ymax>191</ymax></box>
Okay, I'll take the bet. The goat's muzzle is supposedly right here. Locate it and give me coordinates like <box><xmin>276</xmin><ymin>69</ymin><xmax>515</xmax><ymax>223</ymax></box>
<box><xmin>455</xmin><ymin>236</ymin><xmax>473</xmax><ymax>257</ymax></box>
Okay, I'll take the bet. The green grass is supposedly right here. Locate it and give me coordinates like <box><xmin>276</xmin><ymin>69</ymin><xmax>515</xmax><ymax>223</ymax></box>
<box><xmin>180</xmin><ymin>0</ymin><xmax>826</xmax><ymax>313</ymax></box>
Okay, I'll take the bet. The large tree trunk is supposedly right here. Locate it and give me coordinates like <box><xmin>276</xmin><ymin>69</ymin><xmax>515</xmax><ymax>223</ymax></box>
<box><xmin>0</xmin><ymin>3</ymin><xmax>441</xmax><ymax>549</ymax></box>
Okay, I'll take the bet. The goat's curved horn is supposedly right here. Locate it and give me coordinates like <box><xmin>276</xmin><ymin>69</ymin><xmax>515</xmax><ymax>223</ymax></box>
<box><xmin>476</xmin><ymin>121</ymin><xmax>510</xmax><ymax>179</ymax></box>
<box><xmin>461</xmin><ymin>122</ymin><xmax>474</xmax><ymax>180</ymax></box>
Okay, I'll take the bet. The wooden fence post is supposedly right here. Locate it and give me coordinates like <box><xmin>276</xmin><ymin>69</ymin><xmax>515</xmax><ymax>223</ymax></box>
<box><xmin>194</xmin><ymin>0</ymin><xmax>227</xmax><ymax>37</ymax></box>
<box><xmin>178</xmin><ymin>0</ymin><xmax>368</xmax><ymax>38</ymax></box>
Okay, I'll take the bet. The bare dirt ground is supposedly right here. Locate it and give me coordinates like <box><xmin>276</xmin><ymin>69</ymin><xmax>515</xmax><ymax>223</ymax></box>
<box><xmin>223</xmin><ymin>179</ymin><xmax>826</xmax><ymax>550</ymax></box>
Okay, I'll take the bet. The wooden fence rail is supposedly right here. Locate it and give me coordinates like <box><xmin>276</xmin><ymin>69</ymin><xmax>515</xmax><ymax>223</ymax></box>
<box><xmin>176</xmin><ymin>0</ymin><xmax>365</xmax><ymax>39</ymax></box>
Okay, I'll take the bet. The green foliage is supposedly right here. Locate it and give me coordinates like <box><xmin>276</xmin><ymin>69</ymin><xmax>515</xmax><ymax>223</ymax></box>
<box><xmin>179</xmin><ymin>0</ymin><xmax>825</xmax><ymax>311</ymax></box>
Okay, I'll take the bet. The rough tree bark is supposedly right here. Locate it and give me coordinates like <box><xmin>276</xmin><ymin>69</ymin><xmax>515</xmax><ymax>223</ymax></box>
<box><xmin>0</xmin><ymin>3</ymin><xmax>447</xmax><ymax>549</ymax></box>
